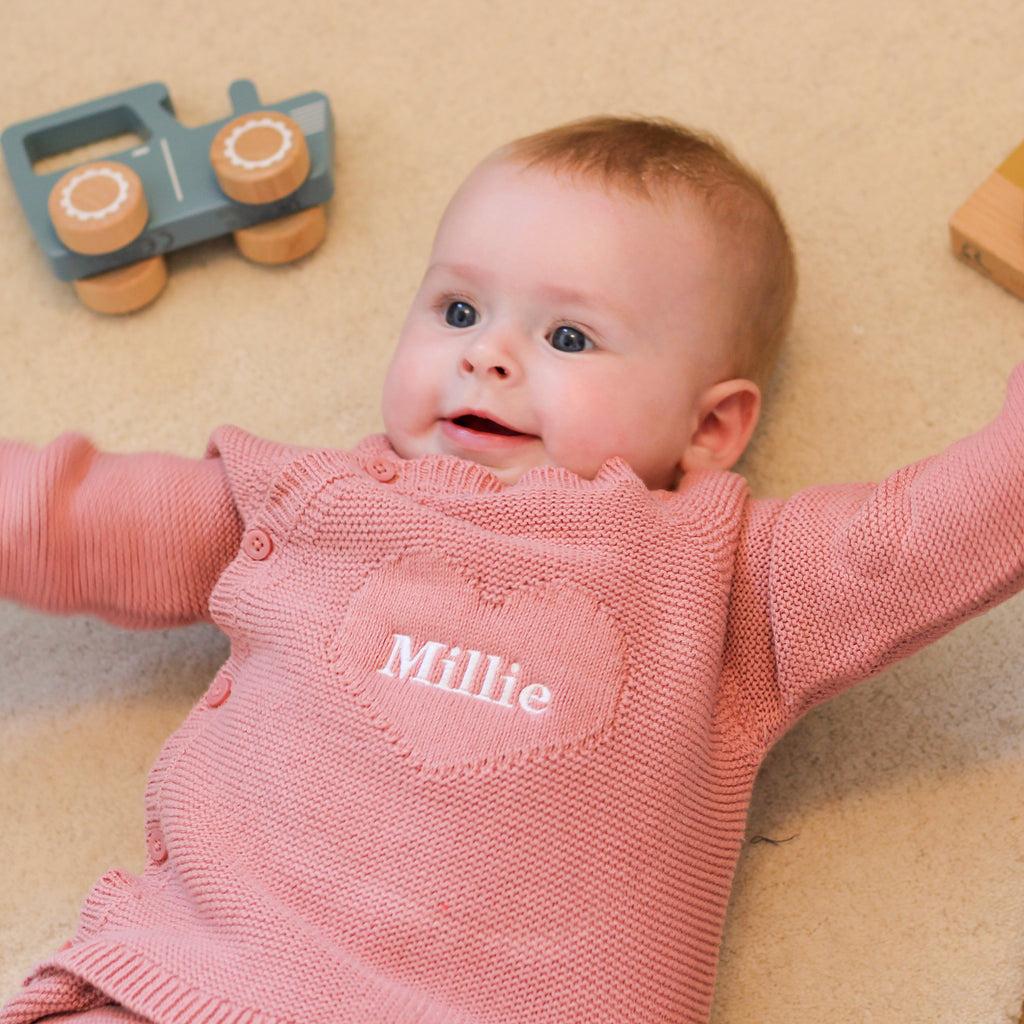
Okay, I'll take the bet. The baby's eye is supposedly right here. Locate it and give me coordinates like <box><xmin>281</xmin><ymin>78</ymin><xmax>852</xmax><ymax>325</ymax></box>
<box><xmin>549</xmin><ymin>325</ymin><xmax>592</xmax><ymax>353</ymax></box>
<box><xmin>444</xmin><ymin>300</ymin><xmax>478</xmax><ymax>328</ymax></box>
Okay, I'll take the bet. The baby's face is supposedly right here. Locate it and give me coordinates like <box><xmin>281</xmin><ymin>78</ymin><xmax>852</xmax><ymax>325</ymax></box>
<box><xmin>382</xmin><ymin>158</ymin><xmax>740</xmax><ymax>489</ymax></box>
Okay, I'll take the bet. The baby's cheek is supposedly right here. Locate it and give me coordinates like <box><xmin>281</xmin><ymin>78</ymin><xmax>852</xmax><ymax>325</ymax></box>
<box><xmin>546</xmin><ymin>427</ymin><xmax>617</xmax><ymax>481</ymax></box>
<box><xmin>383</xmin><ymin>352</ymin><xmax>428</xmax><ymax>430</ymax></box>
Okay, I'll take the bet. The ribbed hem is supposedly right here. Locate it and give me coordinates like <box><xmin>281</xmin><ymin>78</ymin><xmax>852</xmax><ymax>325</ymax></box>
<box><xmin>9</xmin><ymin>942</ymin><xmax>478</xmax><ymax>1024</ymax></box>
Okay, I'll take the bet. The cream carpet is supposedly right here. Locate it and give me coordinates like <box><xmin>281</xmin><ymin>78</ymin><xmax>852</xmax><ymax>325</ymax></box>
<box><xmin>2</xmin><ymin>1</ymin><xmax>1024</xmax><ymax>1021</ymax></box>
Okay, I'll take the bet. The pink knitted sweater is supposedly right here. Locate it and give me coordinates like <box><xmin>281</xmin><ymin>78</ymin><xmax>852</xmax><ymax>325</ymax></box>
<box><xmin>3</xmin><ymin>366</ymin><xmax>1024</xmax><ymax>1024</ymax></box>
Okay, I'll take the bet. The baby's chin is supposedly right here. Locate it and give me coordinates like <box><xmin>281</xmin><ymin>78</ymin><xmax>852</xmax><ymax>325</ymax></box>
<box><xmin>387</xmin><ymin>432</ymin><xmax>680</xmax><ymax>490</ymax></box>
<box><xmin>386</xmin><ymin>429</ymin><xmax>551</xmax><ymax>486</ymax></box>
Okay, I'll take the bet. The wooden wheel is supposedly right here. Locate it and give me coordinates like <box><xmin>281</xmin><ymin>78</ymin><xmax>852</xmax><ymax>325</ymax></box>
<box><xmin>48</xmin><ymin>161</ymin><xmax>149</xmax><ymax>255</ymax></box>
<box><xmin>233</xmin><ymin>204</ymin><xmax>327</xmax><ymax>264</ymax></box>
<box><xmin>72</xmin><ymin>255</ymin><xmax>167</xmax><ymax>314</ymax></box>
<box><xmin>210</xmin><ymin>112</ymin><xmax>310</xmax><ymax>205</ymax></box>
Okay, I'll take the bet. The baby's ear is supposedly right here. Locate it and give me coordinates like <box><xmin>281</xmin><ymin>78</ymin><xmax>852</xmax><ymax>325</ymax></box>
<box><xmin>680</xmin><ymin>379</ymin><xmax>761</xmax><ymax>473</ymax></box>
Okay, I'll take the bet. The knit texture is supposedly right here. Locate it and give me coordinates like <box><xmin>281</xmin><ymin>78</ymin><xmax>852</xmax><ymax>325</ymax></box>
<box><xmin>3</xmin><ymin>365</ymin><xmax>1024</xmax><ymax>1024</ymax></box>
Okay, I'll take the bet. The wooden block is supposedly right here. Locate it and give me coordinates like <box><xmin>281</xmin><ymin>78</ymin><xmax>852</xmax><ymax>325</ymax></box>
<box><xmin>950</xmin><ymin>139</ymin><xmax>1024</xmax><ymax>300</ymax></box>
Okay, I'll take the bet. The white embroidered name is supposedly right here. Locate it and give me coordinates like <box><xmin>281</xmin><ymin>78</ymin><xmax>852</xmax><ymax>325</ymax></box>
<box><xmin>378</xmin><ymin>634</ymin><xmax>552</xmax><ymax>714</ymax></box>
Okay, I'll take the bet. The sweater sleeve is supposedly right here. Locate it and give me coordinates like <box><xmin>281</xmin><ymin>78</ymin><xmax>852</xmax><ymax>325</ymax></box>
<box><xmin>0</xmin><ymin>433</ymin><xmax>243</xmax><ymax>629</ymax></box>
<box><xmin>733</xmin><ymin>363</ymin><xmax>1024</xmax><ymax>742</ymax></box>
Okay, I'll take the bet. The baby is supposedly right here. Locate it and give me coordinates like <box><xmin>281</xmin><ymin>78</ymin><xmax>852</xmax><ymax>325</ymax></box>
<box><xmin>383</xmin><ymin>116</ymin><xmax>794</xmax><ymax>490</ymax></box>
<box><xmin>1</xmin><ymin>116</ymin><xmax>1022</xmax><ymax>1024</ymax></box>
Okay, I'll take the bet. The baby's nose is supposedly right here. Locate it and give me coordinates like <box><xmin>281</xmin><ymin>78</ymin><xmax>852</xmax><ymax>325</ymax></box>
<box><xmin>460</xmin><ymin>353</ymin><xmax>511</xmax><ymax>378</ymax></box>
<box><xmin>459</xmin><ymin>334</ymin><xmax>519</xmax><ymax>381</ymax></box>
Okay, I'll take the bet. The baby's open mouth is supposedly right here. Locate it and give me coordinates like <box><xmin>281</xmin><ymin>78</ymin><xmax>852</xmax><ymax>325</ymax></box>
<box><xmin>451</xmin><ymin>414</ymin><xmax>528</xmax><ymax>437</ymax></box>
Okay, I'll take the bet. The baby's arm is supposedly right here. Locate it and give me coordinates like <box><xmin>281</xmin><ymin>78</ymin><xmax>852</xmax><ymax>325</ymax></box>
<box><xmin>741</xmin><ymin>364</ymin><xmax>1024</xmax><ymax>738</ymax></box>
<box><xmin>0</xmin><ymin>434</ymin><xmax>243</xmax><ymax>628</ymax></box>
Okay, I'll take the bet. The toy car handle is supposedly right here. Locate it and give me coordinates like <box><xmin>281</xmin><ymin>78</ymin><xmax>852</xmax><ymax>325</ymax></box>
<box><xmin>3</xmin><ymin>81</ymin><xmax>272</xmax><ymax>177</ymax></box>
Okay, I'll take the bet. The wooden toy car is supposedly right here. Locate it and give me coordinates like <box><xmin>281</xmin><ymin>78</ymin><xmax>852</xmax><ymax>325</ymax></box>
<box><xmin>1</xmin><ymin>79</ymin><xmax>334</xmax><ymax>313</ymax></box>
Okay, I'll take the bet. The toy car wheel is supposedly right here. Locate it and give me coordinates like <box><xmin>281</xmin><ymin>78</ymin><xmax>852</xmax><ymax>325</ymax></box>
<box><xmin>233</xmin><ymin>204</ymin><xmax>327</xmax><ymax>264</ymax></box>
<box><xmin>48</xmin><ymin>161</ymin><xmax>149</xmax><ymax>255</ymax></box>
<box><xmin>210</xmin><ymin>111</ymin><xmax>311</xmax><ymax>205</ymax></box>
<box><xmin>72</xmin><ymin>255</ymin><xmax>167</xmax><ymax>314</ymax></box>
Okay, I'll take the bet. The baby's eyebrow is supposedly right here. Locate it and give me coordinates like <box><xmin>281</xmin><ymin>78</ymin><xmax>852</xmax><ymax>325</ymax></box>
<box><xmin>536</xmin><ymin>282</ymin><xmax>602</xmax><ymax>309</ymax></box>
<box><xmin>425</xmin><ymin>261</ymin><xmax>488</xmax><ymax>286</ymax></box>
<box><xmin>428</xmin><ymin>262</ymin><xmax>600</xmax><ymax>308</ymax></box>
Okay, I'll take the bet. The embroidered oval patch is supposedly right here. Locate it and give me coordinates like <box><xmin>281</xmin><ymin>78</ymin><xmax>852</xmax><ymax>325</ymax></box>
<box><xmin>326</xmin><ymin>551</ymin><xmax>629</xmax><ymax>771</ymax></box>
